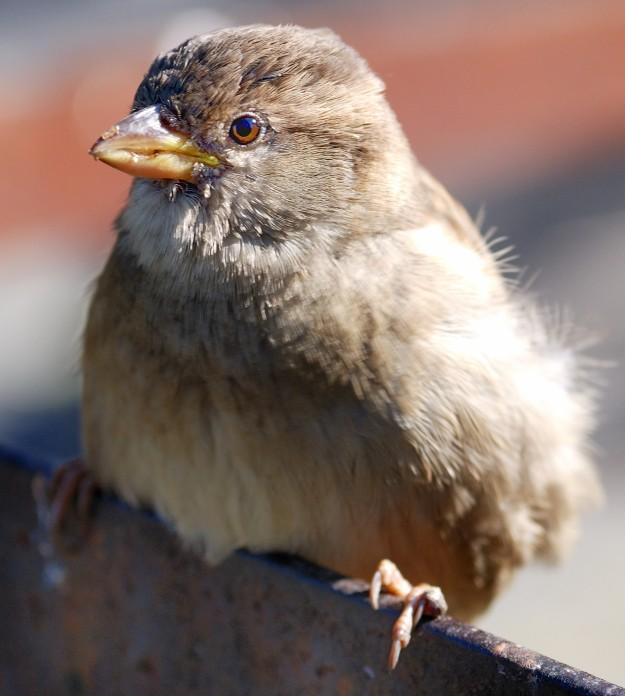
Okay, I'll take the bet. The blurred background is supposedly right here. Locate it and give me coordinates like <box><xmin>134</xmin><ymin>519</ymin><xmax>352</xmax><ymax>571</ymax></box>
<box><xmin>1</xmin><ymin>0</ymin><xmax>623</xmax><ymax>685</ymax></box>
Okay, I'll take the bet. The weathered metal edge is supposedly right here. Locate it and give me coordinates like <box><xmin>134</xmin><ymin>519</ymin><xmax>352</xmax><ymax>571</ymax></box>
<box><xmin>249</xmin><ymin>552</ymin><xmax>625</xmax><ymax>696</ymax></box>
<box><xmin>1</xmin><ymin>444</ymin><xmax>623</xmax><ymax>695</ymax></box>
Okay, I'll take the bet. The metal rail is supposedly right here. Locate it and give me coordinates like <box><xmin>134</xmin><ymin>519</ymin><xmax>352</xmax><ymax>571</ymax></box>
<box><xmin>1</xmin><ymin>449</ymin><xmax>623</xmax><ymax>696</ymax></box>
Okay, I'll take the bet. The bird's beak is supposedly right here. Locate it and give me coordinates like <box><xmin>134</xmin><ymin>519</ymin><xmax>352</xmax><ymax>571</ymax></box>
<box><xmin>90</xmin><ymin>105</ymin><xmax>220</xmax><ymax>182</ymax></box>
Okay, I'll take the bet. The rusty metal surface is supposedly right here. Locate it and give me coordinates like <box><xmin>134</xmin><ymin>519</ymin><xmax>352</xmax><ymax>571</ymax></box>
<box><xmin>1</xmin><ymin>455</ymin><xmax>623</xmax><ymax>696</ymax></box>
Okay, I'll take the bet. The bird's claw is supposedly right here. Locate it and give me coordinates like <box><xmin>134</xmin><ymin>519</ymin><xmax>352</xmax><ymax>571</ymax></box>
<box><xmin>370</xmin><ymin>568</ymin><xmax>383</xmax><ymax>610</ymax></box>
<box><xmin>369</xmin><ymin>559</ymin><xmax>447</xmax><ymax>670</ymax></box>
<box><xmin>32</xmin><ymin>458</ymin><xmax>98</xmax><ymax>549</ymax></box>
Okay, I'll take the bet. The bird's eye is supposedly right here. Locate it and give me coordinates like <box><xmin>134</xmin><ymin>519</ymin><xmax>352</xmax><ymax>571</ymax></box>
<box><xmin>229</xmin><ymin>115</ymin><xmax>261</xmax><ymax>145</ymax></box>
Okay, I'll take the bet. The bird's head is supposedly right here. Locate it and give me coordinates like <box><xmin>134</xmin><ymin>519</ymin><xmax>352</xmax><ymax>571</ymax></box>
<box><xmin>92</xmin><ymin>25</ymin><xmax>419</xmax><ymax>282</ymax></box>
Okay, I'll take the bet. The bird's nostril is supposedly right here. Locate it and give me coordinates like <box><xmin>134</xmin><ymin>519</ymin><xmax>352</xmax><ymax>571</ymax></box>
<box><xmin>159</xmin><ymin>108</ymin><xmax>186</xmax><ymax>135</ymax></box>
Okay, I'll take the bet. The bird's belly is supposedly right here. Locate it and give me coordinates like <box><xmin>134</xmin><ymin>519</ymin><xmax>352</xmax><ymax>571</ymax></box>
<box><xmin>82</xmin><ymin>347</ymin><xmax>497</xmax><ymax>618</ymax></box>
<box><xmin>83</xmin><ymin>364</ymin><xmax>318</xmax><ymax>563</ymax></box>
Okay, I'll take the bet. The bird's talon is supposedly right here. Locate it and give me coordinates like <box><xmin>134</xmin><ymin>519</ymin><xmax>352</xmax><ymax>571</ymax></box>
<box><xmin>370</xmin><ymin>559</ymin><xmax>447</xmax><ymax>670</ymax></box>
<box><xmin>370</xmin><ymin>569</ymin><xmax>382</xmax><ymax>609</ymax></box>
<box><xmin>34</xmin><ymin>459</ymin><xmax>98</xmax><ymax>548</ymax></box>
<box><xmin>77</xmin><ymin>475</ymin><xmax>97</xmax><ymax>521</ymax></box>
<box><xmin>388</xmin><ymin>639</ymin><xmax>402</xmax><ymax>671</ymax></box>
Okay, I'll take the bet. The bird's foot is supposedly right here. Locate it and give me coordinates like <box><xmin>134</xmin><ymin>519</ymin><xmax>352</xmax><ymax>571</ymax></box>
<box><xmin>32</xmin><ymin>458</ymin><xmax>98</xmax><ymax>550</ymax></box>
<box><xmin>370</xmin><ymin>559</ymin><xmax>447</xmax><ymax>670</ymax></box>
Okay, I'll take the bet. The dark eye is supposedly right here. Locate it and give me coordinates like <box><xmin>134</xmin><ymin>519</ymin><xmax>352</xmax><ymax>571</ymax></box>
<box><xmin>229</xmin><ymin>114</ymin><xmax>261</xmax><ymax>145</ymax></box>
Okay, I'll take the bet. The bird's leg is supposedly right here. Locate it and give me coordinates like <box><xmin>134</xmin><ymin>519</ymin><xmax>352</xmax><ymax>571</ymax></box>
<box><xmin>32</xmin><ymin>458</ymin><xmax>98</xmax><ymax>548</ymax></box>
<box><xmin>370</xmin><ymin>559</ymin><xmax>447</xmax><ymax>670</ymax></box>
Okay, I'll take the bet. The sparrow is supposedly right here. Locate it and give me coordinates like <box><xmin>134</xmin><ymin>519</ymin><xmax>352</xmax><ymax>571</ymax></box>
<box><xmin>47</xmin><ymin>24</ymin><xmax>599</xmax><ymax>669</ymax></box>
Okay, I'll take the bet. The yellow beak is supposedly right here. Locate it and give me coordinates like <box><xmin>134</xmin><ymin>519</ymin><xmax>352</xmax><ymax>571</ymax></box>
<box><xmin>90</xmin><ymin>105</ymin><xmax>220</xmax><ymax>182</ymax></box>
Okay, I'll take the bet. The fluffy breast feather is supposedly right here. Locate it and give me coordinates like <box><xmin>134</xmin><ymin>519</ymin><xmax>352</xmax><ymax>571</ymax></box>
<box><xmin>82</xmin><ymin>217</ymin><xmax>599</xmax><ymax>618</ymax></box>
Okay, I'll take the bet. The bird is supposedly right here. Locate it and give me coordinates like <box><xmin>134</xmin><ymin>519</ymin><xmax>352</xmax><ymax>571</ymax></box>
<box><xmin>46</xmin><ymin>24</ymin><xmax>600</xmax><ymax>669</ymax></box>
